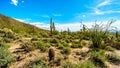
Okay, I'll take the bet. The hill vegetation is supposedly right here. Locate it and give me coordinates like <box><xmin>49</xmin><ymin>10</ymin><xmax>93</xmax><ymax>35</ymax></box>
<box><xmin>0</xmin><ymin>14</ymin><xmax>48</xmax><ymax>35</ymax></box>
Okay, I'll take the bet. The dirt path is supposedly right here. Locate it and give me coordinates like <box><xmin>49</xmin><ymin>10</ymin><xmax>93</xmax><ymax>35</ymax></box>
<box><xmin>115</xmin><ymin>50</ymin><xmax>120</xmax><ymax>56</ymax></box>
<box><xmin>9</xmin><ymin>43</ymin><xmax>22</xmax><ymax>53</ymax></box>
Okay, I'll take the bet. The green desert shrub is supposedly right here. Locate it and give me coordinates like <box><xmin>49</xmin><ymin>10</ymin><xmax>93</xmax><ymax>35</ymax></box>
<box><xmin>61</xmin><ymin>61</ymin><xmax>77</xmax><ymax>68</ymax></box>
<box><xmin>33</xmin><ymin>41</ymin><xmax>50</xmax><ymax>52</ymax></box>
<box><xmin>111</xmin><ymin>42</ymin><xmax>120</xmax><ymax>50</ymax></box>
<box><xmin>90</xmin><ymin>50</ymin><xmax>107</xmax><ymax>68</ymax></box>
<box><xmin>104</xmin><ymin>46</ymin><xmax>115</xmax><ymax>51</ymax></box>
<box><xmin>62</xmin><ymin>41</ymin><xmax>69</xmax><ymax>47</ymax></box>
<box><xmin>90</xmin><ymin>20</ymin><xmax>115</xmax><ymax>49</ymax></box>
<box><xmin>0</xmin><ymin>44</ymin><xmax>15</xmax><ymax>67</ymax></box>
<box><xmin>62</xmin><ymin>47</ymin><xmax>71</xmax><ymax>55</ymax></box>
<box><xmin>3</xmin><ymin>37</ymin><xmax>12</xmax><ymax>43</ymax></box>
<box><xmin>58</xmin><ymin>43</ymin><xmax>65</xmax><ymax>49</ymax></box>
<box><xmin>79</xmin><ymin>61</ymin><xmax>97</xmax><ymax>68</ymax></box>
<box><xmin>31</xmin><ymin>37</ymin><xmax>38</xmax><ymax>41</ymax></box>
<box><xmin>20</xmin><ymin>42</ymin><xmax>35</xmax><ymax>52</ymax></box>
<box><xmin>71</xmin><ymin>43</ymin><xmax>83</xmax><ymax>48</ymax></box>
<box><xmin>50</xmin><ymin>38</ymin><xmax>59</xmax><ymax>43</ymax></box>
<box><xmin>30</xmin><ymin>56</ymin><xmax>49</xmax><ymax>68</ymax></box>
<box><xmin>107</xmin><ymin>53</ymin><xmax>120</xmax><ymax>65</ymax></box>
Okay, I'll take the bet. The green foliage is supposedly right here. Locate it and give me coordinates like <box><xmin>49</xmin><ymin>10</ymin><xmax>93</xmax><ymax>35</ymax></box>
<box><xmin>107</xmin><ymin>53</ymin><xmax>120</xmax><ymax>65</ymax></box>
<box><xmin>71</xmin><ymin>43</ymin><xmax>83</xmax><ymax>48</ymax></box>
<box><xmin>90</xmin><ymin>20</ymin><xmax>115</xmax><ymax>49</ymax></box>
<box><xmin>79</xmin><ymin>61</ymin><xmax>97</xmax><ymax>68</ymax></box>
<box><xmin>20</xmin><ymin>42</ymin><xmax>35</xmax><ymax>52</ymax></box>
<box><xmin>50</xmin><ymin>38</ymin><xmax>59</xmax><ymax>43</ymax></box>
<box><xmin>90</xmin><ymin>50</ymin><xmax>107</xmax><ymax>68</ymax></box>
<box><xmin>33</xmin><ymin>41</ymin><xmax>50</xmax><ymax>52</ymax></box>
<box><xmin>31</xmin><ymin>56</ymin><xmax>49</xmax><ymax>68</ymax></box>
<box><xmin>0</xmin><ymin>43</ymin><xmax>15</xmax><ymax>67</ymax></box>
<box><xmin>111</xmin><ymin>42</ymin><xmax>120</xmax><ymax>50</ymax></box>
<box><xmin>31</xmin><ymin>37</ymin><xmax>38</xmax><ymax>41</ymax></box>
<box><xmin>62</xmin><ymin>47</ymin><xmax>71</xmax><ymax>55</ymax></box>
<box><xmin>61</xmin><ymin>61</ymin><xmax>77</xmax><ymax>68</ymax></box>
<box><xmin>0</xmin><ymin>14</ymin><xmax>47</xmax><ymax>35</ymax></box>
<box><xmin>58</xmin><ymin>43</ymin><xmax>65</xmax><ymax>49</ymax></box>
<box><xmin>104</xmin><ymin>46</ymin><xmax>115</xmax><ymax>51</ymax></box>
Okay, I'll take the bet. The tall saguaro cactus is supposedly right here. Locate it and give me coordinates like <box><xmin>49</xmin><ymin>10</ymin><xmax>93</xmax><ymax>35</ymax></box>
<box><xmin>116</xmin><ymin>31</ymin><xmax>119</xmax><ymax>38</ymax></box>
<box><xmin>50</xmin><ymin>18</ymin><xmax>56</xmax><ymax>35</ymax></box>
<box><xmin>67</xmin><ymin>28</ymin><xmax>70</xmax><ymax>35</ymax></box>
<box><xmin>53</xmin><ymin>22</ymin><xmax>55</xmax><ymax>31</ymax></box>
<box><xmin>50</xmin><ymin>18</ymin><xmax>53</xmax><ymax>35</ymax></box>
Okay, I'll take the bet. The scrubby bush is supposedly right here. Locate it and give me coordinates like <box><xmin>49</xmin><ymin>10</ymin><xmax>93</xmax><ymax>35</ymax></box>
<box><xmin>0</xmin><ymin>44</ymin><xmax>15</xmax><ymax>67</ymax></box>
<box><xmin>79</xmin><ymin>61</ymin><xmax>97</xmax><ymax>68</ymax></box>
<box><xmin>62</xmin><ymin>47</ymin><xmax>71</xmax><ymax>55</ymax></box>
<box><xmin>61</xmin><ymin>61</ymin><xmax>77</xmax><ymax>68</ymax></box>
<box><xmin>33</xmin><ymin>41</ymin><xmax>50</xmax><ymax>52</ymax></box>
<box><xmin>90</xmin><ymin>20</ymin><xmax>115</xmax><ymax>49</ymax></box>
<box><xmin>90</xmin><ymin>50</ymin><xmax>107</xmax><ymax>68</ymax></box>
<box><xmin>58</xmin><ymin>43</ymin><xmax>65</xmax><ymax>49</ymax></box>
<box><xmin>71</xmin><ymin>43</ymin><xmax>83</xmax><ymax>48</ymax></box>
<box><xmin>104</xmin><ymin>46</ymin><xmax>115</xmax><ymax>51</ymax></box>
<box><xmin>31</xmin><ymin>56</ymin><xmax>49</xmax><ymax>68</ymax></box>
<box><xmin>107</xmin><ymin>53</ymin><xmax>120</xmax><ymax>65</ymax></box>
<box><xmin>50</xmin><ymin>38</ymin><xmax>58</xmax><ymax>43</ymax></box>
<box><xmin>20</xmin><ymin>42</ymin><xmax>35</xmax><ymax>52</ymax></box>
<box><xmin>31</xmin><ymin>37</ymin><xmax>38</xmax><ymax>41</ymax></box>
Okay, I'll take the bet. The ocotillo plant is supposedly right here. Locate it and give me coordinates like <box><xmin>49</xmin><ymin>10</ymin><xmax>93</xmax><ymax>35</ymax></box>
<box><xmin>83</xmin><ymin>24</ymin><xmax>86</xmax><ymax>32</ymax></box>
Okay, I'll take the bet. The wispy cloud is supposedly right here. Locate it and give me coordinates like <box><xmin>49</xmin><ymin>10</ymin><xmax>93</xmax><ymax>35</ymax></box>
<box><xmin>11</xmin><ymin>0</ymin><xmax>18</xmax><ymax>6</ymax></box>
<box><xmin>97</xmin><ymin>0</ymin><xmax>111</xmax><ymax>8</ymax></box>
<box><xmin>14</xmin><ymin>18</ymin><xmax>31</xmax><ymax>23</ymax></box>
<box><xmin>29</xmin><ymin>20</ymin><xmax>120</xmax><ymax>32</ymax></box>
<box><xmin>41</xmin><ymin>15</ymin><xmax>50</xmax><ymax>18</ymax></box>
<box><xmin>53</xmin><ymin>14</ymin><xmax>62</xmax><ymax>17</ymax></box>
<box><xmin>91</xmin><ymin>0</ymin><xmax>120</xmax><ymax>15</ymax></box>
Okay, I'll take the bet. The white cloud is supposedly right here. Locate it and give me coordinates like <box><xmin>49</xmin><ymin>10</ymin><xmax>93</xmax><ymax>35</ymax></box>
<box><xmin>91</xmin><ymin>0</ymin><xmax>120</xmax><ymax>15</ymax></box>
<box><xmin>94</xmin><ymin>8</ymin><xmax>103</xmax><ymax>15</ymax></box>
<box><xmin>92</xmin><ymin>9</ymin><xmax>120</xmax><ymax>15</ymax></box>
<box><xmin>53</xmin><ymin>14</ymin><xmax>62</xmax><ymax>17</ymax></box>
<box><xmin>29</xmin><ymin>20</ymin><xmax>120</xmax><ymax>32</ymax></box>
<box><xmin>41</xmin><ymin>15</ymin><xmax>50</xmax><ymax>18</ymax></box>
<box><xmin>11</xmin><ymin>0</ymin><xmax>18</xmax><ymax>6</ymax></box>
<box><xmin>97</xmin><ymin>0</ymin><xmax>111</xmax><ymax>7</ymax></box>
<box><xmin>14</xmin><ymin>18</ymin><xmax>31</xmax><ymax>23</ymax></box>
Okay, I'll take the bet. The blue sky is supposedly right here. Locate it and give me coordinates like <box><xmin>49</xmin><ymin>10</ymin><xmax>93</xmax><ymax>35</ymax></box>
<box><xmin>0</xmin><ymin>0</ymin><xmax>120</xmax><ymax>31</ymax></box>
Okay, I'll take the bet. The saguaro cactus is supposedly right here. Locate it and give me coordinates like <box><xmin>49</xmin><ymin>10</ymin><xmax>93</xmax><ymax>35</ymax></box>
<box><xmin>50</xmin><ymin>18</ymin><xmax>53</xmax><ymax>35</ymax></box>
<box><xmin>116</xmin><ymin>31</ymin><xmax>119</xmax><ymax>38</ymax></box>
<box><xmin>53</xmin><ymin>22</ymin><xmax>55</xmax><ymax>31</ymax></box>
<box><xmin>48</xmin><ymin>48</ymin><xmax>55</xmax><ymax>62</ymax></box>
<box><xmin>67</xmin><ymin>28</ymin><xmax>70</xmax><ymax>34</ymax></box>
